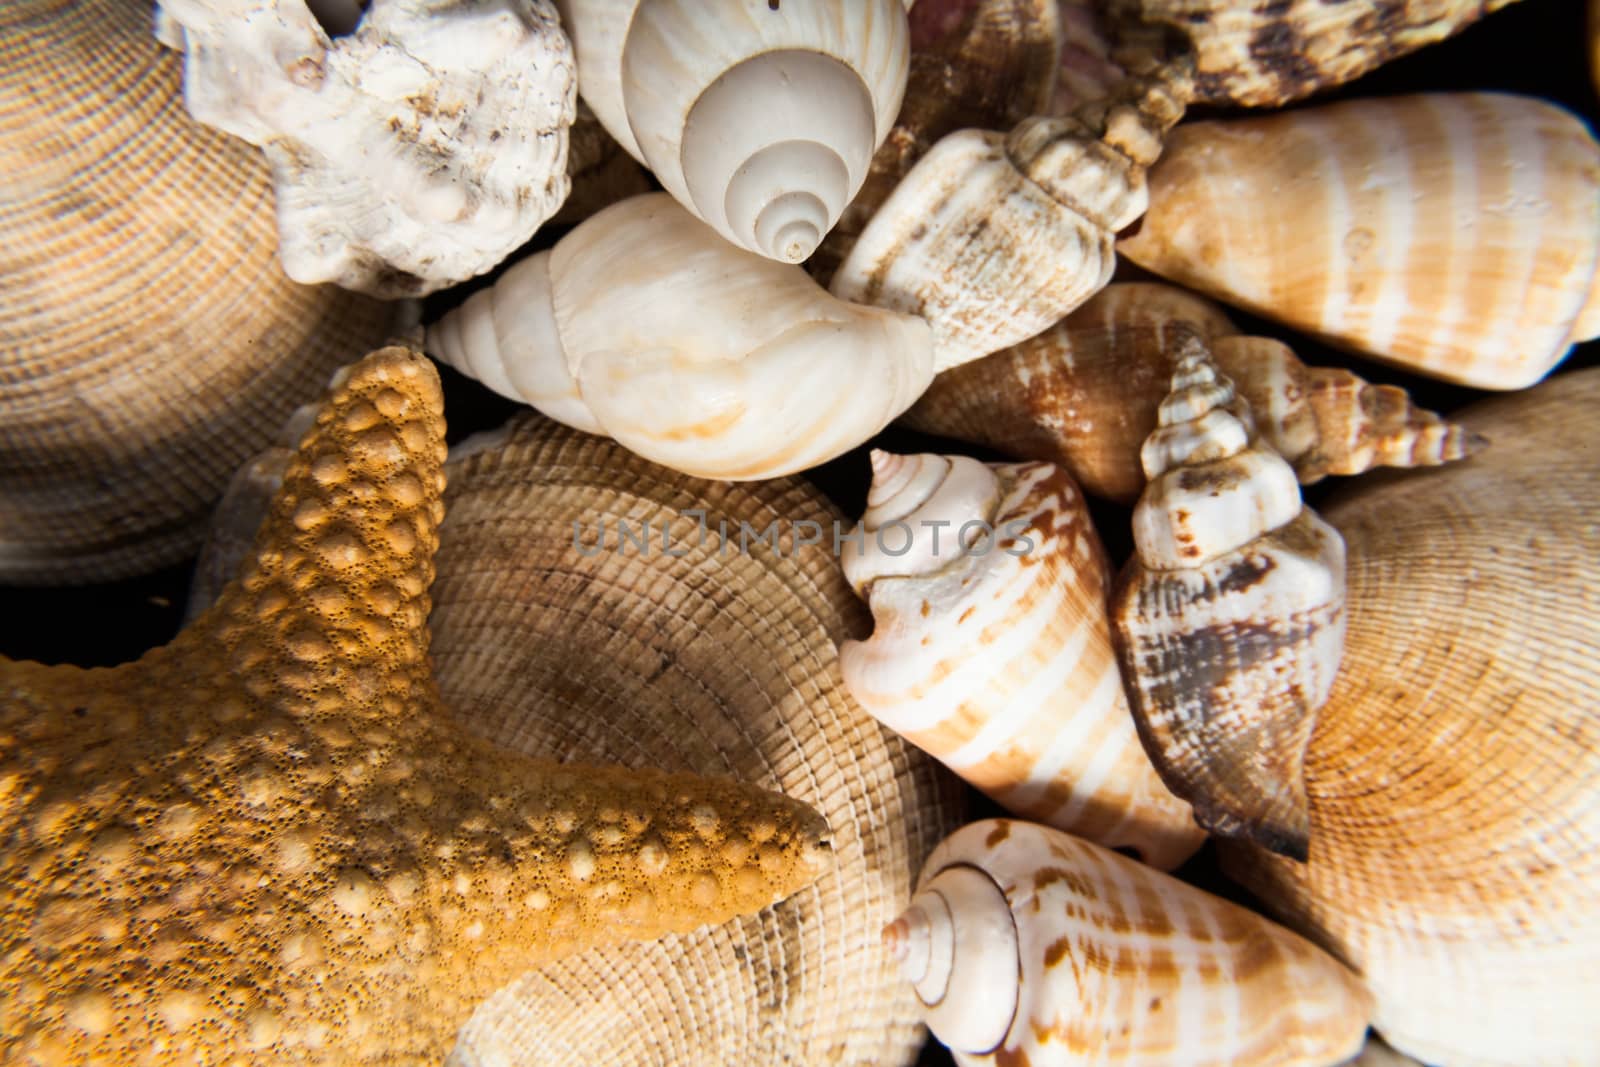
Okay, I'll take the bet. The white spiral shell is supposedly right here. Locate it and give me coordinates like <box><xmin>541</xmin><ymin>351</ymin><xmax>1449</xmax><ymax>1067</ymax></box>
<box><xmin>555</xmin><ymin>0</ymin><xmax>910</xmax><ymax>263</ymax></box>
<box><xmin>425</xmin><ymin>193</ymin><xmax>935</xmax><ymax>480</ymax></box>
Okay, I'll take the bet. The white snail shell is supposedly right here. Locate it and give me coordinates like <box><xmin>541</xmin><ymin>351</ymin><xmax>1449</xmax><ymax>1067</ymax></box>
<box><xmin>426</xmin><ymin>193</ymin><xmax>935</xmax><ymax>480</ymax></box>
<box><xmin>555</xmin><ymin>0</ymin><xmax>910</xmax><ymax>264</ymax></box>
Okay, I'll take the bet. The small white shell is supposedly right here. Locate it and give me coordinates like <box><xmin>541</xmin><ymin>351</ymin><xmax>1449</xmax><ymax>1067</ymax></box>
<box><xmin>158</xmin><ymin>0</ymin><xmax>576</xmax><ymax>296</ymax></box>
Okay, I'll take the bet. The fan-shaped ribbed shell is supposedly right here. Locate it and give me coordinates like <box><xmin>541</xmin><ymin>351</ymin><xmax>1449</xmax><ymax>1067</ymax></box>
<box><xmin>1118</xmin><ymin>93</ymin><xmax>1600</xmax><ymax>389</ymax></box>
<box><xmin>0</xmin><ymin>0</ymin><xmax>394</xmax><ymax>584</ymax></box>
<box><xmin>1221</xmin><ymin>367</ymin><xmax>1600</xmax><ymax>1067</ymax></box>
<box><xmin>426</xmin><ymin>416</ymin><xmax>965</xmax><ymax>1066</ymax></box>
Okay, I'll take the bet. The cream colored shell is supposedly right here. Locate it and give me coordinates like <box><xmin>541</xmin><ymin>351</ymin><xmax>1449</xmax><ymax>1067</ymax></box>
<box><xmin>1118</xmin><ymin>93</ymin><xmax>1600</xmax><ymax>389</ymax></box>
<box><xmin>157</xmin><ymin>0</ymin><xmax>577</xmax><ymax>297</ymax></box>
<box><xmin>839</xmin><ymin>451</ymin><xmax>1203</xmax><ymax>871</ymax></box>
<box><xmin>891</xmin><ymin>819</ymin><xmax>1372</xmax><ymax>1066</ymax></box>
<box><xmin>555</xmin><ymin>0</ymin><xmax>909</xmax><ymax>263</ymax></box>
<box><xmin>426</xmin><ymin>193</ymin><xmax>935</xmax><ymax>480</ymax></box>
<box><xmin>1222</xmin><ymin>367</ymin><xmax>1600</xmax><ymax>1067</ymax></box>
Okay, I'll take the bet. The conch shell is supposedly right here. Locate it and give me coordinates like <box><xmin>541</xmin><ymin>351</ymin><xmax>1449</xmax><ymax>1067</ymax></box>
<box><xmin>903</xmin><ymin>282</ymin><xmax>1484</xmax><ymax>503</ymax></box>
<box><xmin>425</xmin><ymin>415</ymin><xmax>965</xmax><ymax>1066</ymax></box>
<box><xmin>1222</xmin><ymin>367</ymin><xmax>1600</xmax><ymax>1067</ymax></box>
<box><xmin>839</xmin><ymin>451</ymin><xmax>1204</xmax><ymax>871</ymax></box>
<box><xmin>555</xmin><ymin>0</ymin><xmax>909</xmax><ymax>263</ymax></box>
<box><xmin>426</xmin><ymin>193</ymin><xmax>935</xmax><ymax>480</ymax></box>
<box><xmin>1118</xmin><ymin>92</ymin><xmax>1600</xmax><ymax>389</ymax></box>
<box><xmin>889</xmin><ymin>819</ymin><xmax>1371</xmax><ymax>1066</ymax></box>
<box><xmin>156</xmin><ymin>0</ymin><xmax>577</xmax><ymax>296</ymax></box>
<box><xmin>0</xmin><ymin>0</ymin><xmax>394</xmax><ymax>584</ymax></box>
<box><xmin>1111</xmin><ymin>336</ymin><xmax>1348</xmax><ymax>861</ymax></box>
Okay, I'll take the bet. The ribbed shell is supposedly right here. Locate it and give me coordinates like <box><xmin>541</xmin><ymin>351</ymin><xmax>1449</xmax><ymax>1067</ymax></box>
<box><xmin>902</xmin><ymin>819</ymin><xmax>1371</xmax><ymax>1067</ymax></box>
<box><xmin>903</xmin><ymin>282</ymin><xmax>1483</xmax><ymax>503</ymax></box>
<box><xmin>426</xmin><ymin>416</ymin><xmax>966</xmax><ymax>1066</ymax></box>
<box><xmin>0</xmin><ymin>0</ymin><xmax>394</xmax><ymax>583</ymax></box>
<box><xmin>1118</xmin><ymin>93</ymin><xmax>1600</xmax><ymax>389</ymax></box>
<box><xmin>1221</xmin><ymin>368</ymin><xmax>1600</xmax><ymax>1067</ymax></box>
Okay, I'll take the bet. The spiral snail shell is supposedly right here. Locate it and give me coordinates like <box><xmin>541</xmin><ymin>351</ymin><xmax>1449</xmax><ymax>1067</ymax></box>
<box><xmin>840</xmin><ymin>451</ymin><xmax>1204</xmax><ymax>871</ymax></box>
<box><xmin>555</xmin><ymin>0</ymin><xmax>910</xmax><ymax>264</ymax></box>
<box><xmin>890</xmin><ymin>819</ymin><xmax>1371</xmax><ymax>1066</ymax></box>
<box><xmin>1111</xmin><ymin>335</ymin><xmax>1348</xmax><ymax>861</ymax></box>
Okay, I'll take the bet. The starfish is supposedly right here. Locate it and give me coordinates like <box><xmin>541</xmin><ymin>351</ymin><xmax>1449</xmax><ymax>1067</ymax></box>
<box><xmin>0</xmin><ymin>347</ymin><xmax>832</xmax><ymax>1064</ymax></box>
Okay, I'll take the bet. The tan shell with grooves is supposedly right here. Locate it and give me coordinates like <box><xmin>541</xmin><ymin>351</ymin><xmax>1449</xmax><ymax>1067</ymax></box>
<box><xmin>426</xmin><ymin>417</ymin><xmax>966</xmax><ymax>1066</ymax></box>
<box><xmin>903</xmin><ymin>283</ymin><xmax>1483</xmax><ymax>503</ymax></box>
<box><xmin>1222</xmin><ymin>368</ymin><xmax>1600</xmax><ymax>1067</ymax></box>
<box><xmin>1118</xmin><ymin>93</ymin><xmax>1600</xmax><ymax>389</ymax></box>
<box><xmin>0</xmin><ymin>0</ymin><xmax>394</xmax><ymax>584</ymax></box>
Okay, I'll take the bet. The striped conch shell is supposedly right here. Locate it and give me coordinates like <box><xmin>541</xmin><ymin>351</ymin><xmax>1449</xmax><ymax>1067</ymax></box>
<box><xmin>831</xmin><ymin>49</ymin><xmax>1193</xmax><ymax>370</ymax></box>
<box><xmin>1104</xmin><ymin>0</ymin><xmax>1521</xmax><ymax>107</ymax></box>
<box><xmin>1118</xmin><ymin>93</ymin><xmax>1600</xmax><ymax>389</ymax></box>
<box><xmin>903</xmin><ymin>282</ymin><xmax>1484</xmax><ymax>504</ymax></box>
<box><xmin>839</xmin><ymin>451</ymin><xmax>1204</xmax><ymax>871</ymax></box>
<box><xmin>423</xmin><ymin>416</ymin><xmax>964</xmax><ymax>1066</ymax></box>
<box><xmin>1111</xmin><ymin>336</ymin><xmax>1348</xmax><ymax>861</ymax></box>
<box><xmin>888</xmin><ymin>819</ymin><xmax>1371</xmax><ymax>1066</ymax></box>
<box><xmin>554</xmin><ymin>0</ymin><xmax>909</xmax><ymax>264</ymax></box>
<box><xmin>1221</xmin><ymin>367</ymin><xmax>1600</xmax><ymax>1067</ymax></box>
<box><xmin>426</xmin><ymin>193</ymin><xmax>935</xmax><ymax>480</ymax></box>
<box><xmin>0</xmin><ymin>0</ymin><xmax>395</xmax><ymax>584</ymax></box>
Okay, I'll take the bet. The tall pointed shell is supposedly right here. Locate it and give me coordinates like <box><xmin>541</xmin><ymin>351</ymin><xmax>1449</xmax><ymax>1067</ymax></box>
<box><xmin>1112</xmin><ymin>340</ymin><xmax>1347</xmax><ymax>861</ymax></box>
<box><xmin>903</xmin><ymin>282</ymin><xmax>1484</xmax><ymax>503</ymax></box>
<box><xmin>1118</xmin><ymin>93</ymin><xmax>1600</xmax><ymax>389</ymax></box>
<box><xmin>839</xmin><ymin>452</ymin><xmax>1204</xmax><ymax>871</ymax></box>
<box><xmin>555</xmin><ymin>0</ymin><xmax>909</xmax><ymax>263</ymax></box>
<box><xmin>426</xmin><ymin>193</ymin><xmax>935</xmax><ymax>480</ymax></box>
<box><xmin>1221</xmin><ymin>368</ymin><xmax>1600</xmax><ymax>1067</ymax></box>
<box><xmin>890</xmin><ymin>819</ymin><xmax>1371</xmax><ymax>1066</ymax></box>
<box><xmin>428</xmin><ymin>416</ymin><xmax>965</xmax><ymax>1066</ymax></box>
<box><xmin>0</xmin><ymin>0</ymin><xmax>394</xmax><ymax>584</ymax></box>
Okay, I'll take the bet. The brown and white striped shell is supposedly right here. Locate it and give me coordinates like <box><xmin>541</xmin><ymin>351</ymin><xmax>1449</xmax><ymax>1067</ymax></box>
<box><xmin>903</xmin><ymin>282</ymin><xmax>1483</xmax><ymax>503</ymax></box>
<box><xmin>424</xmin><ymin>416</ymin><xmax>966</xmax><ymax>1066</ymax></box>
<box><xmin>1112</xmin><ymin>338</ymin><xmax>1347</xmax><ymax>861</ymax></box>
<box><xmin>0</xmin><ymin>0</ymin><xmax>395</xmax><ymax>584</ymax></box>
<box><xmin>889</xmin><ymin>819</ymin><xmax>1372</xmax><ymax>1066</ymax></box>
<box><xmin>839</xmin><ymin>451</ymin><xmax>1204</xmax><ymax>871</ymax></box>
<box><xmin>1222</xmin><ymin>367</ymin><xmax>1600</xmax><ymax>1067</ymax></box>
<box><xmin>1118</xmin><ymin>93</ymin><xmax>1600</xmax><ymax>389</ymax></box>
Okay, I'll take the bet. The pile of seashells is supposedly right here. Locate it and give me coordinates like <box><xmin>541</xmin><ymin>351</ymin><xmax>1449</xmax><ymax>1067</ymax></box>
<box><xmin>1</xmin><ymin>0</ymin><xmax>1596</xmax><ymax>1065</ymax></box>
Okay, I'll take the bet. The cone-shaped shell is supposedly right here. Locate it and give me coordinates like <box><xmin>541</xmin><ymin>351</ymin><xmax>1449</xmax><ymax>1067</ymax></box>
<box><xmin>0</xmin><ymin>0</ymin><xmax>395</xmax><ymax>584</ymax></box>
<box><xmin>903</xmin><ymin>283</ymin><xmax>1484</xmax><ymax>503</ymax></box>
<box><xmin>890</xmin><ymin>819</ymin><xmax>1372</xmax><ymax>1066</ymax></box>
<box><xmin>1112</xmin><ymin>339</ymin><xmax>1347</xmax><ymax>860</ymax></box>
<box><xmin>426</xmin><ymin>417</ymin><xmax>965</xmax><ymax>1066</ymax></box>
<box><xmin>839</xmin><ymin>451</ymin><xmax>1204</xmax><ymax>871</ymax></box>
<box><xmin>1222</xmin><ymin>368</ymin><xmax>1600</xmax><ymax>1067</ymax></box>
<box><xmin>1118</xmin><ymin>93</ymin><xmax>1600</xmax><ymax>389</ymax></box>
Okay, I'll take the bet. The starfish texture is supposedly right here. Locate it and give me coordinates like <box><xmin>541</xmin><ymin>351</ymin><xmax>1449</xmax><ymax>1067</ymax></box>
<box><xmin>0</xmin><ymin>347</ymin><xmax>831</xmax><ymax>1064</ymax></box>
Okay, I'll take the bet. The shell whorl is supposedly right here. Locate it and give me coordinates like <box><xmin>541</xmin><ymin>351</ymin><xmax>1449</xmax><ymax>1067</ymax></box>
<box><xmin>845</xmin><ymin>451</ymin><xmax>1002</xmax><ymax>592</ymax></box>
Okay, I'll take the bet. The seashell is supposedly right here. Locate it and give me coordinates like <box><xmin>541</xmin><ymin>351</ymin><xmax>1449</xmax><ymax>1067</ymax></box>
<box><xmin>554</xmin><ymin>0</ymin><xmax>910</xmax><ymax>264</ymax></box>
<box><xmin>1221</xmin><ymin>367</ymin><xmax>1600</xmax><ymax>1067</ymax></box>
<box><xmin>889</xmin><ymin>818</ymin><xmax>1372</xmax><ymax>1066</ymax></box>
<box><xmin>156</xmin><ymin>0</ymin><xmax>575</xmax><ymax>297</ymax></box>
<box><xmin>1118</xmin><ymin>93</ymin><xmax>1600</xmax><ymax>389</ymax></box>
<box><xmin>831</xmin><ymin>51</ymin><xmax>1192</xmax><ymax>370</ymax></box>
<box><xmin>423</xmin><ymin>415</ymin><xmax>965</xmax><ymax>1066</ymax></box>
<box><xmin>426</xmin><ymin>193</ymin><xmax>936</xmax><ymax>480</ymax></box>
<box><xmin>1105</xmin><ymin>0</ymin><xmax>1521</xmax><ymax>107</ymax></box>
<box><xmin>903</xmin><ymin>282</ymin><xmax>1484</xmax><ymax>503</ymax></box>
<box><xmin>838</xmin><ymin>451</ymin><xmax>1204</xmax><ymax>871</ymax></box>
<box><xmin>0</xmin><ymin>0</ymin><xmax>395</xmax><ymax>584</ymax></box>
<box><xmin>809</xmin><ymin>0</ymin><xmax>1062</xmax><ymax>284</ymax></box>
<box><xmin>1111</xmin><ymin>336</ymin><xmax>1348</xmax><ymax>862</ymax></box>
<box><xmin>1050</xmin><ymin>0</ymin><xmax>1134</xmax><ymax>115</ymax></box>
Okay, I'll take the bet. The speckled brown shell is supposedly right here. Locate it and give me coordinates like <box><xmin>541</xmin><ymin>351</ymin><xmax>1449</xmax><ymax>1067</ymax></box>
<box><xmin>0</xmin><ymin>0</ymin><xmax>394</xmax><ymax>584</ymax></box>
<box><xmin>1221</xmin><ymin>368</ymin><xmax>1600</xmax><ymax>1067</ymax></box>
<box><xmin>426</xmin><ymin>416</ymin><xmax>966</xmax><ymax>1066</ymax></box>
